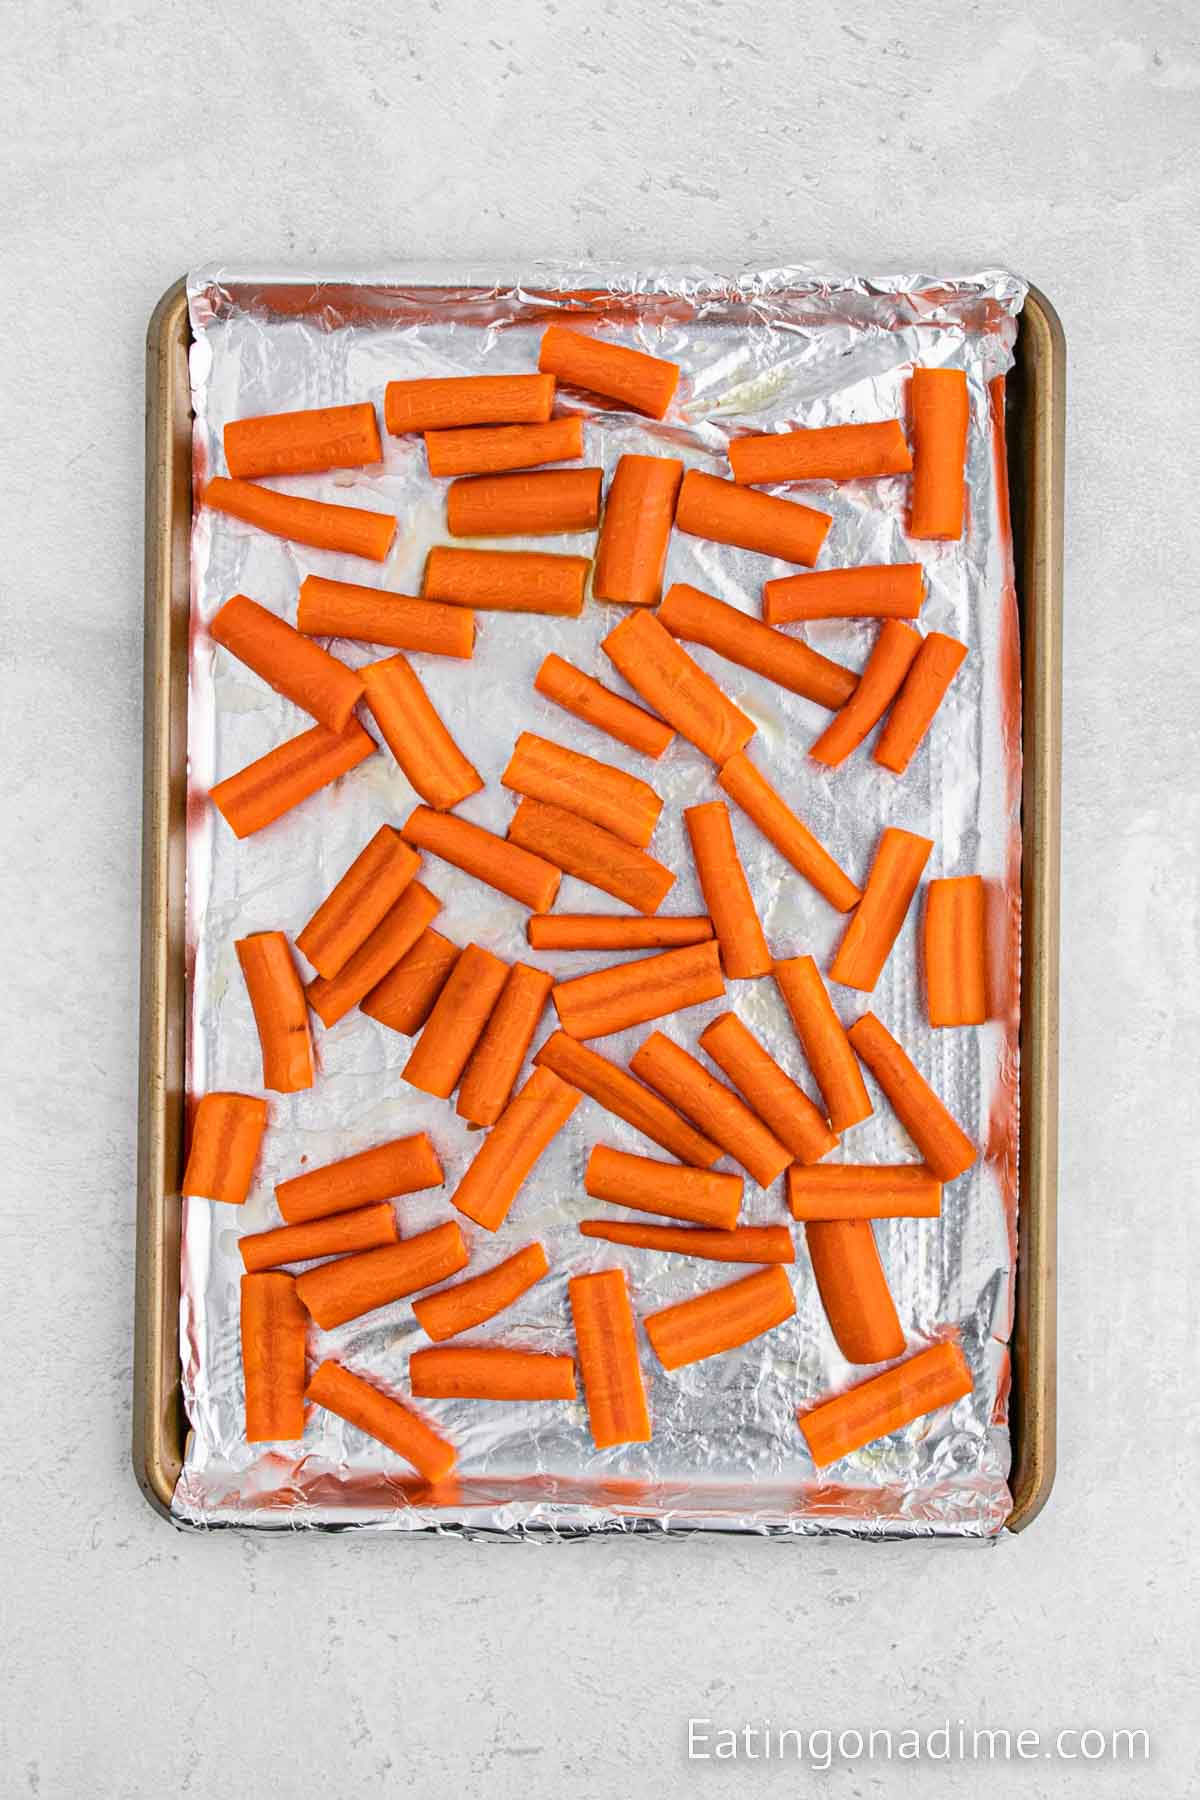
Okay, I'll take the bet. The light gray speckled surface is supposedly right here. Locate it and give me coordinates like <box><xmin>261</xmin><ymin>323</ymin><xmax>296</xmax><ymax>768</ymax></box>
<box><xmin>2</xmin><ymin>2</ymin><xmax>1197</xmax><ymax>1795</ymax></box>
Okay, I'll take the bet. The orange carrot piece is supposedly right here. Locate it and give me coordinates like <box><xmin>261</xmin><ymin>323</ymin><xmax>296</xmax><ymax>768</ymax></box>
<box><xmin>361</xmin><ymin>652</ymin><xmax>482</xmax><ymax>812</ymax></box>
<box><xmin>240</xmin><ymin>1202</ymin><xmax>400</xmax><ymax>1274</ymax></box>
<box><xmin>675</xmin><ymin>468</ymin><xmax>830</xmax><ymax>567</ymax></box>
<box><xmin>276</xmin><ymin>1132</ymin><xmax>444</xmax><ymax>1225</ymax></box>
<box><xmin>361</xmin><ymin>929</ymin><xmax>460</xmax><ymax>1036</ymax></box>
<box><xmin>924</xmin><ymin>874</ymin><xmax>988</xmax><ymax>1030</ymax></box>
<box><xmin>528</xmin><ymin>914</ymin><xmax>712</xmax><ymax>952</ymax></box>
<box><xmin>538</xmin><ymin>324</ymin><xmax>679</xmax><ymax>420</ymax></box>
<box><xmin>297</xmin><ymin>574</ymin><xmax>475</xmax><ymax>658</ymax></box>
<box><xmin>456</xmin><ymin>962</ymin><xmax>554</xmax><ymax>1127</ymax></box>
<box><xmin>568</xmin><ymin>1268</ymin><xmax>652</xmax><ymax>1447</ymax></box>
<box><xmin>809</xmin><ymin>621</ymin><xmax>923</xmax><ymax>768</ymax></box>
<box><xmin>422</xmin><ymin>545</ymin><xmax>588</xmax><ymax>616</ymax></box>
<box><xmin>798</xmin><ymin>1339</ymin><xmax>972</xmax><ymax>1467</ymax></box>
<box><xmin>452</xmin><ymin>1066</ymin><xmax>582</xmax><ymax>1232</ymax></box>
<box><xmin>209</xmin><ymin>592</ymin><xmax>364</xmax><ymax>733</ymax></box>
<box><xmin>909</xmin><ymin>368</ymin><xmax>969</xmax><ymax>540</ymax></box>
<box><xmin>410</xmin><ymin>1345</ymin><xmax>577</xmax><ymax>1401</ymax></box>
<box><xmin>295</xmin><ymin>1220</ymin><xmax>469</xmax><ymax>1329</ymax></box>
<box><xmin>402</xmin><ymin>806</ymin><xmax>561</xmax><ymax>911</ymax></box>
<box><xmin>241</xmin><ymin>1272</ymin><xmax>307</xmax><ymax>1441</ymax></box>
<box><xmin>773</xmin><ymin>955</ymin><xmax>872</xmax><ymax>1133</ymax></box>
<box><xmin>584</xmin><ymin>1143</ymin><xmax>742</xmax><ymax>1230</ymax></box>
<box><xmin>203</xmin><ymin>476</ymin><xmax>396</xmax><ymax>562</ymax></box>
<box><xmin>508</xmin><ymin>797</ymin><xmax>676</xmax><ymax>916</ymax></box>
<box><xmin>805</xmin><ymin>1218</ymin><xmax>905</xmax><ymax>1364</ymax></box>
<box><xmin>535</xmin><ymin>653</ymin><xmax>675</xmax><ymax>759</ymax></box>
<box><xmin>830</xmin><ymin>827</ymin><xmax>933</xmax><ymax>993</ymax></box>
<box><xmin>403</xmin><ymin>943</ymin><xmax>509</xmax><ymax>1100</ymax></box>
<box><xmin>874</xmin><ymin>633</ymin><xmax>968</xmax><ymax>773</ymax></box>
<box><xmin>235</xmin><ymin>932</ymin><xmax>314</xmax><ymax>1093</ymax></box>
<box><xmin>425</xmin><ymin>415</ymin><xmax>584</xmax><ymax>478</ymax></box>
<box><xmin>447</xmin><ymin>467</ymin><xmax>602</xmax><ymax>538</ymax></box>
<box><xmin>579</xmin><ymin>1220</ymin><xmax>795</xmax><ymax>1263</ymax></box>
<box><xmin>412</xmin><ymin>1242</ymin><xmax>550</xmax><ymax>1342</ymax></box>
<box><xmin>846</xmin><ymin>1011</ymin><xmax>977</xmax><ymax>1181</ymax></box>
<box><xmin>306</xmin><ymin>882</ymin><xmax>441</xmax><ymax>1027</ymax></box>
<box><xmin>603</xmin><ymin>610</ymin><xmax>756</xmax><ymax>765</ymax></box>
<box><xmin>225</xmin><ymin>402</ymin><xmax>381</xmax><ymax>480</ymax></box>
<box><xmin>730</xmin><ymin>419</ymin><xmax>912</xmax><ymax>486</ymax></box>
<box><xmin>717</xmin><ymin>752</ymin><xmax>861</xmax><ymax>913</ymax></box>
<box><xmin>210</xmin><ymin>718</ymin><xmax>375</xmax><ymax>839</ymax></box>
<box><xmin>592</xmin><ymin>454</ymin><xmax>683</xmax><ymax>606</ymax></box>
<box><xmin>533</xmin><ymin>1030</ymin><xmax>722</xmax><ymax>1168</ymax></box>
<box><xmin>630</xmin><ymin>1031</ymin><xmax>794</xmax><ymax>1189</ymax></box>
<box><xmin>684</xmin><ymin>800</ymin><xmax>770</xmax><ymax>979</ymax></box>
<box><xmin>698</xmin><ymin>1011</ymin><xmax>837</xmax><ymax>1166</ymax></box>
<box><xmin>552</xmin><ymin>941</ymin><xmax>725</xmax><ymax>1040</ymax></box>
<box><xmin>296</xmin><ymin>825</ymin><xmax>420</xmax><ymax>980</ymax></box>
<box><xmin>645</xmin><ymin>1264</ymin><xmax>795</xmax><ymax>1370</ymax></box>
<box><xmin>306</xmin><ymin>1359</ymin><xmax>456</xmax><ymax>1482</ymax></box>
<box><xmin>182</xmin><ymin>1093</ymin><xmax>268</xmax><ymax>1205</ymax></box>
<box><xmin>787</xmin><ymin>1163</ymin><xmax>942</xmax><ymax>1221</ymax></box>
<box><xmin>658</xmin><ymin>581</ymin><xmax>856</xmax><ymax>712</ymax></box>
<box><xmin>502</xmin><ymin>731</ymin><xmax>663</xmax><ymax>849</ymax></box>
<box><xmin>385</xmin><ymin>373</ymin><xmax>555</xmax><ymax>434</ymax></box>
<box><xmin>763</xmin><ymin>563</ymin><xmax>925</xmax><ymax>625</ymax></box>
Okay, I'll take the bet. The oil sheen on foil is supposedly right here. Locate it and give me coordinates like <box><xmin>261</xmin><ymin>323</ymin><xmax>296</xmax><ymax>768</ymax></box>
<box><xmin>175</xmin><ymin>265</ymin><xmax>1026</xmax><ymax>1538</ymax></box>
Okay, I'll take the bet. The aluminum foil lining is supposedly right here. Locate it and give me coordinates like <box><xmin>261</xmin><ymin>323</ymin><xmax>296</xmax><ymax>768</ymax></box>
<box><xmin>174</xmin><ymin>264</ymin><xmax>1026</xmax><ymax>1538</ymax></box>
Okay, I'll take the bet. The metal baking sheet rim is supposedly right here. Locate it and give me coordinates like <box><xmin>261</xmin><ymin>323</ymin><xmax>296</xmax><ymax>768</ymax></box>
<box><xmin>134</xmin><ymin>275</ymin><xmax>1062</xmax><ymax>1537</ymax></box>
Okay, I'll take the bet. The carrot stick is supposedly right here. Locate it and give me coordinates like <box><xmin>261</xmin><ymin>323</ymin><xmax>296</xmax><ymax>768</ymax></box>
<box><xmin>422</xmin><ymin>545</ymin><xmax>588</xmax><ymax>617</ymax></box>
<box><xmin>533</xmin><ymin>1030</ymin><xmax>722</xmax><ymax>1168</ymax></box>
<box><xmin>809</xmin><ymin>621</ymin><xmax>923</xmax><ymax>768</ymax></box>
<box><xmin>306</xmin><ymin>1359</ymin><xmax>456</xmax><ymax>1482</ymax></box>
<box><xmin>361</xmin><ymin>929</ymin><xmax>460</xmax><ymax>1036</ymax></box>
<box><xmin>276</xmin><ymin>1132</ymin><xmax>444</xmax><ymax>1225</ymax></box>
<box><xmin>772</xmin><ymin>955</ymin><xmax>871</xmax><ymax>1133</ymax></box>
<box><xmin>762</xmin><ymin>563</ymin><xmax>925</xmax><ymax>626</ymax></box>
<box><xmin>508</xmin><ymin>797</ymin><xmax>676</xmax><ymax>916</ymax></box>
<box><xmin>452</xmin><ymin>1066</ymin><xmax>582</xmax><ymax>1232</ymax></box>
<box><xmin>798</xmin><ymin>1339</ymin><xmax>972</xmax><ymax>1467</ymax></box>
<box><xmin>447</xmin><ymin>467</ymin><xmax>602</xmax><ymax>538</ymax></box>
<box><xmin>240</xmin><ymin>1202</ymin><xmax>400</xmax><ymax>1274</ymax></box>
<box><xmin>787</xmin><ymin>1163</ymin><xmax>942</xmax><ymax>1221</ymax></box>
<box><xmin>684</xmin><ymin>800</ymin><xmax>770</xmax><ymax>979</ymax></box>
<box><xmin>410</xmin><ymin>1346</ymin><xmax>577</xmax><ymax>1401</ymax></box>
<box><xmin>298</xmin><ymin>574</ymin><xmax>475</xmax><ymax>659</ymax></box>
<box><xmin>425</xmin><ymin>415</ymin><xmax>584</xmax><ymax>478</ymax></box>
<box><xmin>203</xmin><ymin>476</ymin><xmax>396</xmax><ymax>562</ymax></box>
<box><xmin>295</xmin><ymin>1220</ymin><xmax>469</xmax><ymax>1329</ymax></box>
<box><xmin>698</xmin><ymin>1011</ymin><xmax>837</xmax><ymax>1166</ymax></box>
<box><xmin>235</xmin><ymin>932</ymin><xmax>314</xmax><ymax>1093</ymax></box>
<box><xmin>385</xmin><ymin>373</ymin><xmax>555</xmax><ymax>434</ymax></box>
<box><xmin>568</xmin><ymin>1268</ymin><xmax>652</xmax><ymax>1447</ymax></box>
<box><xmin>306</xmin><ymin>882</ymin><xmax>441</xmax><ymax>1028</ymax></box>
<box><xmin>528</xmin><ymin>914</ymin><xmax>712</xmax><ymax>952</ymax></box>
<box><xmin>538</xmin><ymin>324</ymin><xmax>679</xmax><ymax>420</ymax></box>
<box><xmin>502</xmin><ymin>731</ymin><xmax>663</xmax><ymax>849</ymax></box>
<box><xmin>210</xmin><ymin>718</ymin><xmax>375</xmax><ymax>839</ymax></box>
<box><xmin>225</xmin><ymin>402</ymin><xmax>381</xmax><ymax>480</ymax></box>
<box><xmin>412</xmin><ymin>1242</ymin><xmax>550</xmax><ymax>1342</ymax></box>
<box><xmin>241</xmin><ymin>1272</ymin><xmax>307</xmax><ymax>1441</ymax></box>
<box><xmin>209</xmin><ymin>592</ymin><xmax>365</xmax><ymax>732</ymax></box>
<box><xmin>804</xmin><ymin>1219</ymin><xmax>905</xmax><ymax>1363</ymax></box>
<box><xmin>403</xmin><ymin>943</ymin><xmax>510</xmax><ymax>1100</ymax></box>
<box><xmin>630</xmin><ymin>1031</ymin><xmax>794</xmax><ymax>1189</ymax></box>
<box><xmin>602</xmin><ymin>610</ymin><xmax>756</xmax><ymax>765</ymax></box>
<box><xmin>645</xmin><ymin>1265</ymin><xmax>795</xmax><ymax>1370</ymax></box>
<box><xmin>658</xmin><ymin>581</ymin><xmax>856</xmax><ymax>711</ymax></box>
<box><xmin>534</xmin><ymin>652</ymin><xmax>675</xmax><ymax>759</ymax></box>
<box><xmin>592</xmin><ymin>454</ymin><xmax>683</xmax><ymax>606</ymax></box>
<box><xmin>182</xmin><ymin>1093</ymin><xmax>268</xmax><ymax>1205</ymax></box>
<box><xmin>361</xmin><ymin>652</ymin><xmax>482</xmax><ymax>811</ymax></box>
<box><xmin>829</xmin><ymin>826</ymin><xmax>933</xmax><ymax>993</ymax></box>
<box><xmin>551</xmin><ymin>941</ymin><xmax>725</xmax><ymax>1040</ymax></box>
<box><xmin>873</xmin><ymin>633</ymin><xmax>968</xmax><ymax>773</ymax></box>
<box><xmin>846</xmin><ymin>1011</ymin><xmax>977</xmax><ymax>1181</ymax></box>
<box><xmin>730</xmin><ymin>419</ymin><xmax>912</xmax><ymax>486</ymax></box>
<box><xmin>296</xmin><ymin>825</ymin><xmax>420</xmax><ymax>980</ymax></box>
<box><xmin>402</xmin><ymin>806</ymin><xmax>561</xmax><ymax>911</ymax></box>
<box><xmin>579</xmin><ymin>1220</ymin><xmax>795</xmax><ymax>1263</ymax></box>
<box><xmin>456</xmin><ymin>962</ymin><xmax>554</xmax><ymax>1127</ymax></box>
<box><xmin>909</xmin><ymin>368</ymin><xmax>969</xmax><ymax>540</ymax></box>
<box><xmin>717</xmin><ymin>752</ymin><xmax>861</xmax><ymax>912</ymax></box>
<box><xmin>924</xmin><ymin>876</ymin><xmax>987</xmax><ymax>1027</ymax></box>
<box><xmin>584</xmin><ymin>1143</ymin><xmax>742</xmax><ymax>1230</ymax></box>
<box><xmin>675</xmin><ymin>468</ymin><xmax>831</xmax><ymax>567</ymax></box>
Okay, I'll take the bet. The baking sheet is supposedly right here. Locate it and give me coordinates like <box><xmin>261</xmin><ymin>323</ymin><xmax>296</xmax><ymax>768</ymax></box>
<box><xmin>173</xmin><ymin>266</ymin><xmax>1025</xmax><ymax>1536</ymax></box>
